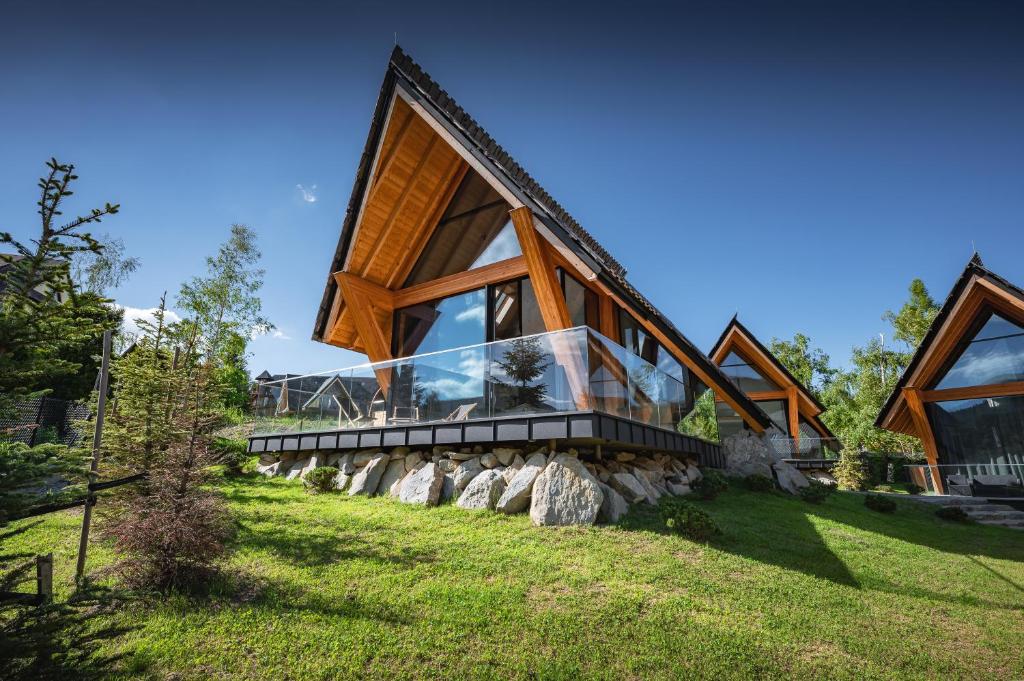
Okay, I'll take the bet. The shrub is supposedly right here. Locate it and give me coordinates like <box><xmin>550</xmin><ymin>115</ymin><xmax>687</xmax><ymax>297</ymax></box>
<box><xmin>210</xmin><ymin>437</ymin><xmax>249</xmax><ymax>475</ymax></box>
<box><xmin>935</xmin><ymin>506</ymin><xmax>971</xmax><ymax>522</ymax></box>
<box><xmin>799</xmin><ymin>480</ymin><xmax>832</xmax><ymax>504</ymax></box>
<box><xmin>864</xmin><ymin>494</ymin><xmax>897</xmax><ymax>513</ymax></box>
<box><xmin>304</xmin><ymin>466</ymin><xmax>339</xmax><ymax>494</ymax></box>
<box><xmin>905</xmin><ymin>483</ymin><xmax>924</xmax><ymax>495</ymax></box>
<box><xmin>833</xmin><ymin>448</ymin><xmax>867</xmax><ymax>491</ymax></box>
<box><xmin>660</xmin><ymin>498</ymin><xmax>721</xmax><ymax>542</ymax></box>
<box><xmin>692</xmin><ymin>469</ymin><xmax>728</xmax><ymax>500</ymax></box>
<box><xmin>103</xmin><ymin>444</ymin><xmax>232</xmax><ymax>592</ymax></box>
<box><xmin>744</xmin><ymin>474</ymin><xmax>775</xmax><ymax>492</ymax></box>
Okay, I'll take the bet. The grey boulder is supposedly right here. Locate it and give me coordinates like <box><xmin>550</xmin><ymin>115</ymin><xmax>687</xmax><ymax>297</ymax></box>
<box><xmin>376</xmin><ymin>458</ymin><xmax>407</xmax><ymax>497</ymax></box>
<box><xmin>608</xmin><ymin>472</ymin><xmax>647</xmax><ymax>504</ymax></box>
<box><xmin>496</xmin><ymin>451</ymin><xmax>548</xmax><ymax>514</ymax></box>
<box><xmin>773</xmin><ymin>461</ymin><xmax>810</xmax><ymax>495</ymax></box>
<box><xmin>456</xmin><ymin>469</ymin><xmax>506</xmax><ymax>510</ymax></box>
<box><xmin>348</xmin><ymin>452</ymin><xmax>389</xmax><ymax>495</ymax></box>
<box><xmin>453</xmin><ymin>458</ymin><xmax>485</xmax><ymax>492</ymax></box>
<box><xmin>529</xmin><ymin>454</ymin><xmax>604</xmax><ymax>526</ymax></box>
<box><xmin>399</xmin><ymin>462</ymin><xmax>445</xmax><ymax>506</ymax></box>
<box><xmin>596</xmin><ymin>482</ymin><xmax>629</xmax><ymax>524</ymax></box>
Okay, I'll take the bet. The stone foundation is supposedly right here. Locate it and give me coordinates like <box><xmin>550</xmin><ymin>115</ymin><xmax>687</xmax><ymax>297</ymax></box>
<box><xmin>256</xmin><ymin>445</ymin><xmax>704</xmax><ymax>527</ymax></box>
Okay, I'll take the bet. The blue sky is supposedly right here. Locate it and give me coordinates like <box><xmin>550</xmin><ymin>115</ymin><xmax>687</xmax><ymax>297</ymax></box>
<box><xmin>2</xmin><ymin>0</ymin><xmax>1022</xmax><ymax>375</ymax></box>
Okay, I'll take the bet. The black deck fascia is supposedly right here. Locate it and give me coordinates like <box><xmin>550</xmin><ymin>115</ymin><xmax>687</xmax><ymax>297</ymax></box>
<box><xmin>248</xmin><ymin>411</ymin><xmax>724</xmax><ymax>467</ymax></box>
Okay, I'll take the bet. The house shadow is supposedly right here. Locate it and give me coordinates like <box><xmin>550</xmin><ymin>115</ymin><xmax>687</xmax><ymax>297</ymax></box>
<box><xmin>620</xmin><ymin>488</ymin><xmax>1024</xmax><ymax>609</ymax></box>
<box><xmin>620</xmin><ymin>495</ymin><xmax>861</xmax><ymax>588</ymax></box>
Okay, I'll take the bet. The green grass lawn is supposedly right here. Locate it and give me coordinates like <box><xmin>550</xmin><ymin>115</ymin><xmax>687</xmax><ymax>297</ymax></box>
<box><xmin>3</xmin><ymin>472</ymin><xmax>1024</xmax><ymax>680</ymax></box>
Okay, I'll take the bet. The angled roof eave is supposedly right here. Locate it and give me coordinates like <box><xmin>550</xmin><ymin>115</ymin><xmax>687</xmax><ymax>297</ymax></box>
<box><xmin>875</xmin><ymin>254</ymin><xmax>1024</xmax><ymax>429</ymax></box>
<box><xmin>710</xmin><ymin>316</ymin><xmax>837</xmax><ymax>438</ymax></box>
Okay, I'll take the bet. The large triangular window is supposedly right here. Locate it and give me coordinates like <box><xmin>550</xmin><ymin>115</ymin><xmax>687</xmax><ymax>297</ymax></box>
<box><xmin>719</xmin><ymin>350</ymin><xmax>781</xmax><ymax>393</ymax></box>
<box><xmin>934</xmin><ymin>312</ymin><xmax>1024</xmax><ymax>389</ymax></box>
<box><xmin>404</xmin><ymin>170</ymin><xmax>519</xmax><ymax>286</ymax></box>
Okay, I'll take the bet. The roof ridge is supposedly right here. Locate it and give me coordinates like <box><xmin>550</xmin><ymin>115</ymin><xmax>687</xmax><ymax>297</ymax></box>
<box><xmin>389</xmin><ymin>45</ymin><xmax>628</xmax><ymax>277</ymax></box>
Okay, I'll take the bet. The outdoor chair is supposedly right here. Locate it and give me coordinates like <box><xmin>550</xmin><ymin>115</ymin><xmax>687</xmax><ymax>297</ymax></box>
<box><xmin>971</xmin><ymin>474</ymin><xmax>1024</xmax><ymax>498</ymax></box>
<box><xmin>442</xmin><ymin>403</ymin><xmax>476</xmax><ymax>422</ymax></box>
<box><xmin>945</xmin><ymin>474</ymin><xmax>972</xmax><ymax>496</ymax></box>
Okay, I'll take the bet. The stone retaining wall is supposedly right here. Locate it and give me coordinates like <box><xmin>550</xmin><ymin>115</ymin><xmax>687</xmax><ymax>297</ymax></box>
<box><xmin>256</xmin><ymin>445</ymin><xmax>705</xmax><ymax>527</ymax></box>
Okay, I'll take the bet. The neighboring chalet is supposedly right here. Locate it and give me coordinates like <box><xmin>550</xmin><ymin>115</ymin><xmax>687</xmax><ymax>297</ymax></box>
<box><xmin>877</xmin><ymin>255</ymin><xmax>1024</xmax><ymax>496</ymax></box>
<box><xmin>709</xmin><ymin>317</ymin><xmax>839</xmax><ymax>458</ymax></box>
<box><xmin>248</xmin><ymin>47</ymin><xmax>774</xmax><ymax>458</ymax></box>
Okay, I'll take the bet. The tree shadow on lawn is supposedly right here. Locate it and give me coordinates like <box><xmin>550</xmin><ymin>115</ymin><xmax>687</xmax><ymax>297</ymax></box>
<box><xmin>0</xmin><ymin>583</ymin><xmax>140</xmax><ymax>681</ymax></box>
<box><xmin>234</xmin><ymin>518</ymin><xmax>438</xmax><ymax>570</ymax></box>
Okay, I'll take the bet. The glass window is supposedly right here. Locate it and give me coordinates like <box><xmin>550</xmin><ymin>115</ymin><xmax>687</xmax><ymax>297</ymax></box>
<box><xmin>719</xmin><ymin>350</ymin><xmax>781</xmax><ymax>393</ymax></box>
<box><xmin>618</xmin><ymin>307</ymin><xmax>657</xmax><ymax>364</ymax></box>
<box><xmin>560</xmin><ymin>269</ymin><xmax>600</xmax><ymax>330</ymax></box>
<box><xmin>758</xmin><ymin>399</ymin><xmax>789</xmax><ymax>435</ymax></box>
<box><xmin>656</xmin><ymin>347</ymin><xmax>685</xmax><ymax>383</ymax></box>
<box><xmin>394</xmin><ymin>289</ymin><xmax>486</xmax><ymax>357</ymax></box>
<box><xmin>934</xmin><ymin>312</ymin><xmax>1024</xmax><ymax>390</ymax></box>
<box><xmin>490</xmin><ymin>277</ymin><xmax>544</xmax><ymax>341</ymax></box>
<box><xmin>715</xmin><ymin>401</ymin><xmax>747</xmax><ymax>440</ymax></box>
<box><xmin>928</xmin><ymin>395</ymin><xmax>1024</xmax><ymax>469</ymax></box>
<box><xmin>404</xmin><ymin>170</ymin><xmax>518</xmax><ymax>286</ymax></box>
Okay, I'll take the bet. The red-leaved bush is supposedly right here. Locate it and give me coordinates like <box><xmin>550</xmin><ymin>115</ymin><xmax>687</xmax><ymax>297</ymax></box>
<box><xmin>102</xmin><ymin>443</ymin><xmax>231</xmax><ymax>592</ymax></box>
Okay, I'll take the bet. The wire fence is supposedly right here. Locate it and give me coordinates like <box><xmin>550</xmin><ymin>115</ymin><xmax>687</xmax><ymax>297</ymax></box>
<box><xmin>0</xmin><ymin>396</ymin><xmax>89</xmax><ymax>446</ymax></box>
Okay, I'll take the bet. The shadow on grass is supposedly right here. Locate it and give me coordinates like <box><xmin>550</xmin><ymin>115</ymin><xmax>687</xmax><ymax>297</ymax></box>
<box><xmin>234</xmin><ymin>518</ymin><xmax>438</xmax><ymax>569</ymax></box>
<box><xmin>619</xmin><ymin>497</ymin><xmax>862</xmax><ymax>588</ymax></box>
<box><xmin>0</xmin><ymin>583</ymin><xmax>140</xmax><ymax>681</ymax></box>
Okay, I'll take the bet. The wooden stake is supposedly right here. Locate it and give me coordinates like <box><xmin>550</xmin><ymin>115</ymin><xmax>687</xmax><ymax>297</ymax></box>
<box><xmin>37</xmin><ymin>553</ymin><xmax>53</xmax><ymax>604</ymax></box>
<box><xmin>76</xmin><ymin>329</ymin><xmax>112</xmax><ymax>584</ymax></box>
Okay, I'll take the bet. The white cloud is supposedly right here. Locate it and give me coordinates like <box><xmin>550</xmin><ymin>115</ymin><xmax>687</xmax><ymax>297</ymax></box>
<box><xmin>117</xmin><ymin>305</ymin><xmax>182</xmax><ymax>338</ymax></box>
<box><xmin>271</xmin><ymin>330</ymin><xmax>292</xmax><ymax>341</ymax></box>
<box><xmin>296</xmin><ymin>183</ymin><xmax>318</xmax><ymax>203</ymax></box>
<box><xmin>455</xmin><ymin>302</ymin><xmax>486</xmax><ymax>324</ymax></box>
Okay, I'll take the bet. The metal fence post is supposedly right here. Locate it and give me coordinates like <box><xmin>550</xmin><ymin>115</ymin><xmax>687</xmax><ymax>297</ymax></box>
<box><xmin>75</xmin><ymin>329</ymin><xmax>112</xmax><ymax>584</ymax></box>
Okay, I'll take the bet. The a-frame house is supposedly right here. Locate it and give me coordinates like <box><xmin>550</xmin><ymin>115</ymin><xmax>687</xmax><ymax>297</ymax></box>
<box><xmin>877</xmin><ymin>255</ymin><xmax>1024</xmax><ymax>493</ymax></box>
<box><xmin>709</xmin><ymin>317</ymin><xmax>839</xmax><ymax>457</ymax></box>
<box><xmin>249</xmin><ymin>47</ymin><xmax>773</xmax><ymax>457</ymax></box>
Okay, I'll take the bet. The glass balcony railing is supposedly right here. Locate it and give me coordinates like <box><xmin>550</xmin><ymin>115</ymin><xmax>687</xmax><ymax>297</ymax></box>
<box><xmin>251</xmin><ymin>326</ymin><xmax>692</xmax><ymax>436</ymax></box>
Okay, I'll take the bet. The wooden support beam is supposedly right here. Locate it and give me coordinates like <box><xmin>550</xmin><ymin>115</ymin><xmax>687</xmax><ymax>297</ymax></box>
<box><xmin>335</xmin><ymin>275</ymin><xmax>393</xmax><ymax>393</ymax></box>
<box><xmin>920</xmin><ymin>380</ymin><xmax>1024</xmax><ymax>403</ymax></box>
<box><xmin>510</xmin><ymin>207</ymin><xmax>589</xmax><ymax>409</ymax></box>
<box><xmin>392</xmin><ymin>256</ymin><xmax>528</xmax><ymax>309</ymax></box>
<box><xmin>510</xmin><ymin>207</ymin><xmax>573</xmax><ymax>330</ymax></box>
<box><xmin>787</xmin><ymin>386</ymin><xmax>800</xmax><ymax>447</ymax></box>
<box><xmin>903</xmin><ymin>387</ymin><xmax>943</xmax><ymax>492</ymax></box>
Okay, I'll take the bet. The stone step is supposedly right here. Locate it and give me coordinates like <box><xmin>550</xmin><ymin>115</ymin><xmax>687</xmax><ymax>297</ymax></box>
<box><xmin>964</xmin><ymin>510</ymin><xmax>1024</xmax><ymax>522</ymax></box>
<box><xmin>975</xmin><ymin>519</ymin><xmax>1024</xmax><ymax>530</ymax></box>
<box><xmin>961</xmin><ymin>504</ymin><xmax>1021</xmax><ymax>514</ymax></box>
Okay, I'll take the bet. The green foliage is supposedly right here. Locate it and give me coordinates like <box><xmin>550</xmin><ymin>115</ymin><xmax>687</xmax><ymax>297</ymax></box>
<box><xmin>209</xmin><ymin>437</ymin><xmax>249</xmax><ymax>475</ymax></box>
<box><xmin>303</xmin><ymin>466</ymin><xmax>339</xmax><ymax>494</ymax></box>
<box><xmin>833</xmin><ymin>447</ymin><xmax>868</xmax><ymax>491</ymax></box>
<box><xmin>177</xmin><ymin>224</ymin><xmax>271</xmax><ymax>360</ymax></box>
<box><xmin>768</xmin><ymin>333</ymin><xmax>836</xmax><ymax>398</ymax></box>
<box><xmin>883</xmin><ymin>278</ymin><xmax>939</xmax><ymax>350</ymax></box>
<box><xmin>659</xmin><ymin>497</ymin><xmax>721</xmax><ymax>542</ymax></box>
<box><xmin>0</xmin><ymin>442</ymin><xmax>86</xmax><ymax>521</ymax></box>
<box><xmin>743</xmin><ymin>474</ymin><xmax>775</xmax><ymax>492</ymax></box>
<box><xmin>935</xmin><ymin>506</ymin><xmax>970</xmax><ymax>522</ymax></box>
<box><xmin>692</xmin><ymin>469</ymin><xmax>728</xmax><ymax>500</ymax></box>
<box><xmin>214</xmin><ymin>332</ymin><xmax>251</xmax><ymax>412</ymax></box>
<box><xmin>70</xmin><ymin>233</ymin><xmax>140</xmax><ymax>296</ymax></box>
<box><xmin>864</xmin><ymin>494</ymin><xmax>897</xmax><ymax>513</ymax></box>
<box><xmin>799</xmin><ymin>480</ymin><xmax>832</xmax><ymax>504</ymax></box>
<box><xmin>679</xmin><ymin>388</ymin><xmax>719</xmax><ymax>442</ymax></box>
<box><xmin>0</xmin><ymin>159</ymin><xmax>121</xmax><ymax>413</ymax></box>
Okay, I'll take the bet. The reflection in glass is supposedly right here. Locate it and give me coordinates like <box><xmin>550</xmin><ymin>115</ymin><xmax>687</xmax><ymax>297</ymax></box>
<box><xmin>935</xmin><ymin>313</ymin><xmax>1024</xmax><ymax>389</ymax></box>
<box><xmin>928</xmin><ymin>395</ymin><xmax>1024</xmax><ymax>470</ymax></box>
<box><xmin>404</xmin><ymin>170</ymin><xmax>517</xmax><ymax>285</ymax></box>
<box><xmin>715</xmin><ymin>401</ymin><xmax>747</xmax><ymax>440</ymax></box>
<box><xmin>719</xmin><ymin>351</ymin><xmax>781</xmax><ymax>393</ymax></box>
<box><xmin>395</xmin><ymin>289</ymin><xmax>487</xmax><ymax>357</ymax></box>
<box><xmin>758</xmin><ymin>399</ymin><xmax>789</xmax><ymax>435</ymax></box>
<box><xmin>491</xmin><ymin>277</ymin><xmax>544</xmax><ymax>341</ymax></box>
